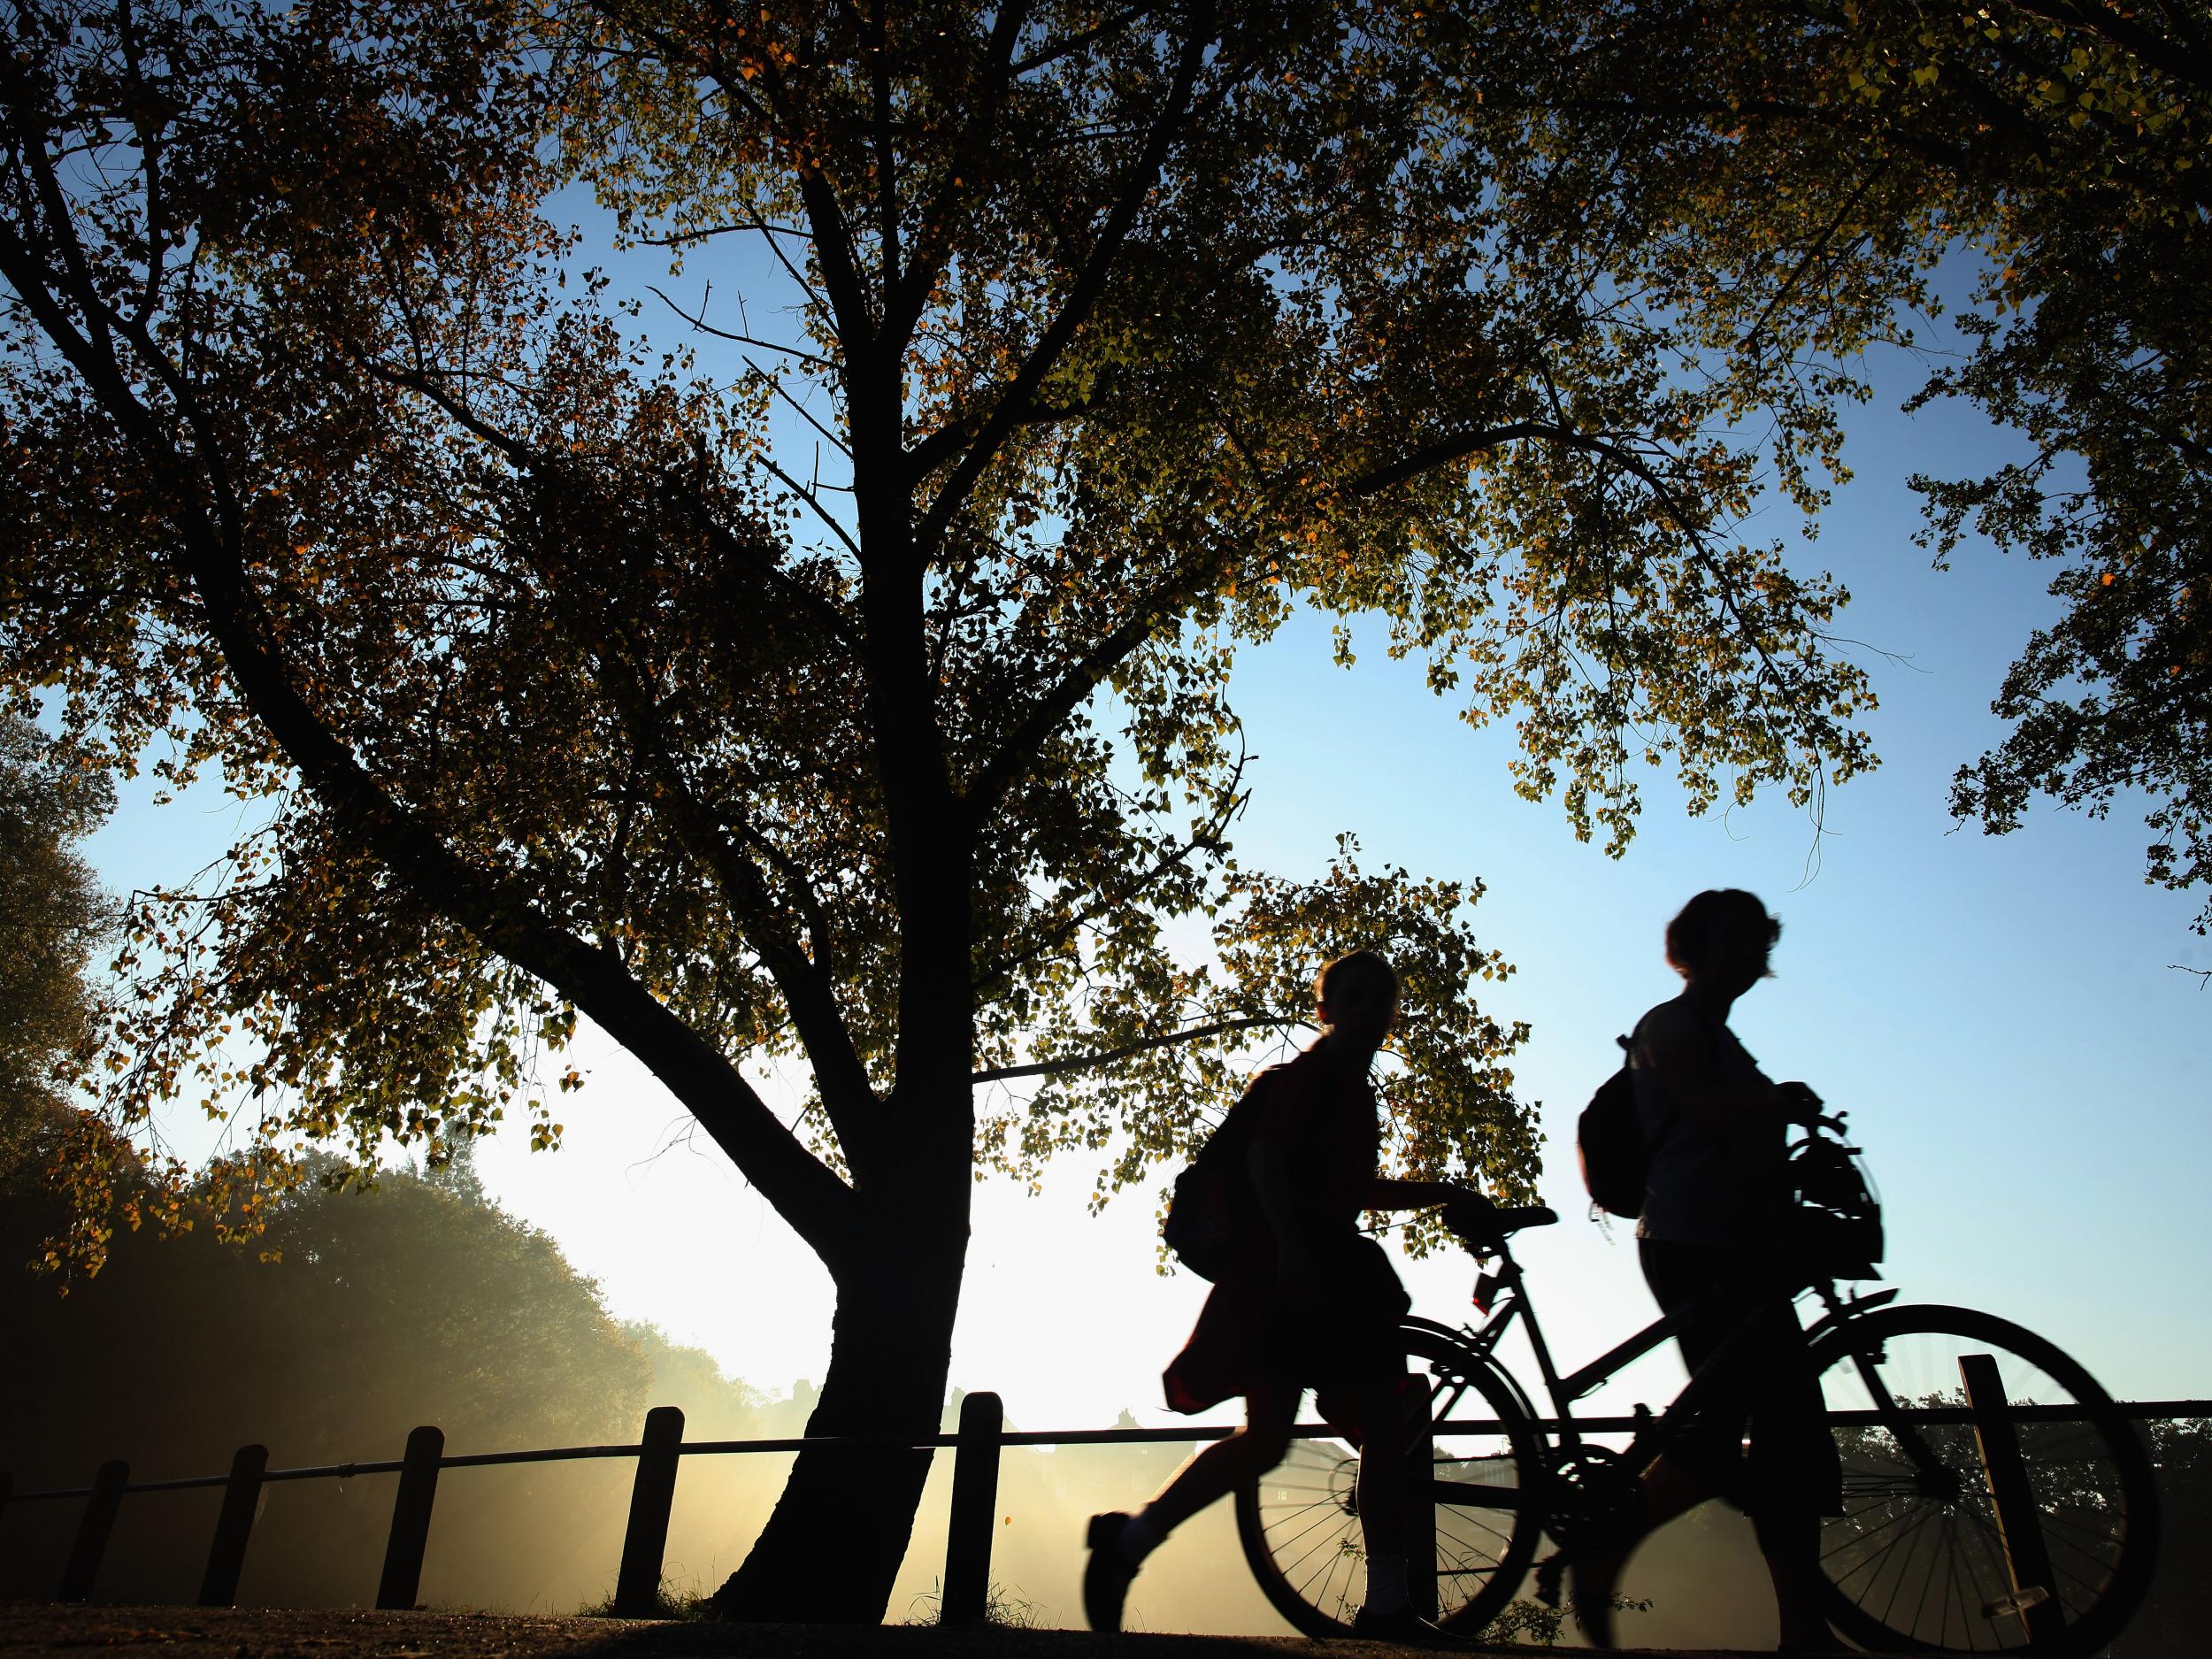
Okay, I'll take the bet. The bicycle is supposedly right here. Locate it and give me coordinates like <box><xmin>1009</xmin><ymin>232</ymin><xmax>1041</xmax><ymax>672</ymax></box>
<box><xmin>1233</xmin><ymin>1115</ymin><xmax>2161</xmax><ymax>1654</ymax></box>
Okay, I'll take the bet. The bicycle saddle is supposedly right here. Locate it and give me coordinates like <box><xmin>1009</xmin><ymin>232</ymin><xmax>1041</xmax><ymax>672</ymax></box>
<box><xmin>1443</xmin><ymin>1199</ymin><xmax>1558</xmax><ymax>1244</ymax></box>
<box><xmin>1497</xmin><ymin>1204</ymin><xmax>1559</xmax><ymax>1233</ymax></box>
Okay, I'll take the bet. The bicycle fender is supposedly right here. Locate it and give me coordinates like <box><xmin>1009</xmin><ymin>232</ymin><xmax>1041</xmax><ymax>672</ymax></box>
<box><xmin>1400</xmin><ymin>1313</ymin><xmax>1470</xmax><ymax>1344</ymax></box>
<box><xmin>1397</xmin><ymin>1317</ymin><xmax>1544</xmax><ymax>1425</ymax></box>
<box><xmin>1800</xmin><ymin>1286</ymin><xmax>1901</xmax><ymax>1345</ymax></box>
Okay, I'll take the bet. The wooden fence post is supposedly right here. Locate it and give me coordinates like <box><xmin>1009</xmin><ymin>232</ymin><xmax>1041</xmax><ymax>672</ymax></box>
<box><xmin>612</xmin><ymin>1406</ymin><xmax>686</xmax><ymax>1617</ymax></box>
<box><xmin>375</xmin><ymin>1425</ymin><xmax>444</xmax><ymax>1611</ymax></box>
<box><xmin>198</xmin><ymin>1443</ymin><xmax>269</xmax><ymax>1608</ymax></box>
<box><xmin>941</xmin><ymin>1391</ymin><xmax>1003</xmax><ymax>1625</ymax></box>
<box><xmin>1959</xmin><ymin>1354</ymin><xmax>2065</xmax><ymax>1648</ymax></box>
<box><xmin>58</xmin><ymin>1460</ymin><xmax>129</xmax><ymax>1602</ymax></box>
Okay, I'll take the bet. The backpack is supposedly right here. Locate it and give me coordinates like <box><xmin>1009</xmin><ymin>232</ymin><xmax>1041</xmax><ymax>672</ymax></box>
<box><xmin>1161</xmin><ymin>1067</ymin><xmax>1283</xmax><ymax>1280</ymax></box>
<box><xmin>1580</xmin><ymin>1014</ymin><xmax>1727</xmax><ymax>1217</ymax></box>
<box><xmin>1576</xmin><ymin>1031</ymin><xmax>1673</xmax><ymax>1218</ymax></box>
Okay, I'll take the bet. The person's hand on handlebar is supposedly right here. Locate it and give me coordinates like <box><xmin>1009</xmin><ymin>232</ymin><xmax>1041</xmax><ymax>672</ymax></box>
<box><xmin>1440</xmin><ymin>1190</ymin><xmax>1502</xmax><ymax>1241</ymax></box>
<box><xmin>1774</xmin><ymin>1079</ymin><xmax>1825</xmax><ymax>1125</ymax></box>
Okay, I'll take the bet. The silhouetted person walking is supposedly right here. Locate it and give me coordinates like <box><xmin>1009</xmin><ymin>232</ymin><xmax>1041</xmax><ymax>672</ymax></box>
<box><xmin>1083</xmin><ymin>949</ymin><xmax>1490</xmax><ymax>1645</ymax></box>
<box><xmin>1571</xmin><ymin>889</ymin><xmax>1842</xmax><ymax>1653</ymax></box>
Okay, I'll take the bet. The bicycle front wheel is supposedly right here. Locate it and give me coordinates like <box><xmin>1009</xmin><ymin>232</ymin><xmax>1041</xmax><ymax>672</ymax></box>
<box><xmin>1233</xmin><ymin>1325</ymin><xmax>1543</xmax><ymax>1638</ymax></box>
<box><xmin>1808</xmin><ymin>1303</ymin><xmax>2159</xmax><ymax>1655</ymax></box>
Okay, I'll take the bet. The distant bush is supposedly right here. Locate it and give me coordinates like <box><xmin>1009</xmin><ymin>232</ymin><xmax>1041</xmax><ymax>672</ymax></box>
<box><xmin>0</xmin><ymin>1132</ymin><xmax>794</xmax><ymax>1609</ymax></box>
<box><xmin>2128</xmin><ymin>1417</ymin><xmax>2211</xmax><ymax>1659</ymax></box>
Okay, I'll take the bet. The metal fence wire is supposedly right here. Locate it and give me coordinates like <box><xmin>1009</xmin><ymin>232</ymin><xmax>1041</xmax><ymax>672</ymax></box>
<box><xmin>6</xmin><ymin>1394</ymin><xmax>2205</xmax><ymax>1624</ymax></box>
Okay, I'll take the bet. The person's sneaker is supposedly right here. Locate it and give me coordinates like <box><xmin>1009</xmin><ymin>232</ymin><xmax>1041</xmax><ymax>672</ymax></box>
<box><xmin>1559</xmin><ymin>1544</ymin><xmax>1628</xmax><ymax>1649</ymax></box>
<box><xmin>1082</xmin><ymin>1512</ymin><xmax>1138</xmax><ymax>1632</ymax></box>
<box><xmin>1348</xmin><ymin>1606</ymin><xmax>1472</xmax><ymax>1647</ymax></box>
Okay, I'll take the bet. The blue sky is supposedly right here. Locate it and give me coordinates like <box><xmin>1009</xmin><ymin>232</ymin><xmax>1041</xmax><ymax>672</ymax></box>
<box><xmin>75</xmin><ymin>244</ymin><xmax>2207</xmax><ymax>1442</ymax></box>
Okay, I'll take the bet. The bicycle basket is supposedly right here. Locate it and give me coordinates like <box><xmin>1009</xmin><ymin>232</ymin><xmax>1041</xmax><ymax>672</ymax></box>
<box><xmin>1788</xmin><ymin>1132</ymin><xmax>1884</xmax><ymax>1279</ymax></box>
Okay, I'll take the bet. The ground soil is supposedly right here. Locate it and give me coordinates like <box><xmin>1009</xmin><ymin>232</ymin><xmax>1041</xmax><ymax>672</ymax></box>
<box><xmin>0</xmin><ymin>1605</ymin><xmax>1859</xmax><ymax>1659</ymax></box>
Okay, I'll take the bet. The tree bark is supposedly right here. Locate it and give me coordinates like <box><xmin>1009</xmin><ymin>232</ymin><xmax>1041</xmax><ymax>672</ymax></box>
<box><xmin>710</xmin><ymin>1128</ymin><xmax>972</xmax><ymax>1623</ymax></box>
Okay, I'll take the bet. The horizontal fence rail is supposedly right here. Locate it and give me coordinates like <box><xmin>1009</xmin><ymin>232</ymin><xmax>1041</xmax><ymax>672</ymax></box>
<box><xmin>6</xmin><ymin>1396</ymin><xmax>2205</xmax><ymax>1623</ymax></box>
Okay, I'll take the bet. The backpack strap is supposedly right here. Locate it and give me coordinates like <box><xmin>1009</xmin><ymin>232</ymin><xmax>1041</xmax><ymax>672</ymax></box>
<box><xmin>1633</xmin><ymin>1005</ymin><xmax>1734</xmax><ymax>1165</ymax></box>
<box><xmin>1623</xmin><ymin>1017</ymin><xmax>1683</xmax><ymax>1164</ymax></box>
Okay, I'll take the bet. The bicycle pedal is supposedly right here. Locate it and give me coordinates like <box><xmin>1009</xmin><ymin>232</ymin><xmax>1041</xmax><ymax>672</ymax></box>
<box><xmin>1981</xmin><ymin>1584</ymin><xmax>2051</xmax><ymax>1620</ymax></box>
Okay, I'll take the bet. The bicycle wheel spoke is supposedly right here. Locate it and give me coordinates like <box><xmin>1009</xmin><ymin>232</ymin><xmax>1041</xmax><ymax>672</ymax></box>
<box><xmin>1946</xmin><ymin>1490</ymin><xmax>2115</xmax><ymax>1606</ymax></box>
<box><xmin>1240</xmin><ymin>1331</ymin><xmax>1541</xmax><ymax>1639</ymax></box>
<box><xmin>1940</xmin><ymin>1517</ymin><xmax>1976</xmax><ymax>1650</ymax></box>
<box><xmin>1823</xmin><ymin>1493</ymin><xmax>1932</xmax><ymax>1570</ymax></box>
<box><xmin>1911</xmin><ymin>1511</ymin><xmax>1954</xmax><ymax>1646</ymax></box>
<box><xmin>1865</xmin><ymin>1508</ymin><xmax>1917</xmax><ymax>1627</ymax></box>
<box><xmin>1810</xmin><ymin>1308</ymin><xmax>2156</xmax><ymax>1656</ymax></box>
<box><xmin>1280</xmin><ymin>1523</ymin><xmax>1356</xmax><ymax>1596</ymax></box>
<box><xmin>1267</xmin><ymin>1502</ymin><xmax>1356</xmax><ymax>1563</ymax></box>
<box><xmin>2035</xmin><ymin>1502</ymin><xmax>2126</xmax><ymax>1555</ymax></box>
<box><xmin>1293</xmin><ymin>1532</ymin><xmax>1359</xmax><ymax>1619</ymax></box>
<box><xmin>1436</xmin><ymin>1509</ymin><xmax>1512</xmax><ymax>1556</ymax></box>
<box><xmin>1839</xmin><ymin>1496</ymin><xmax>1944</xmax><ymax>1601</ymax></box>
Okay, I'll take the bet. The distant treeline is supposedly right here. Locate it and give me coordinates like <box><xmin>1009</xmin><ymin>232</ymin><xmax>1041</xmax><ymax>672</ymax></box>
<box><xmin>0</xmin><ymin>1115</ymin><xmax>810</xmax><ymax>1609</ymax></box>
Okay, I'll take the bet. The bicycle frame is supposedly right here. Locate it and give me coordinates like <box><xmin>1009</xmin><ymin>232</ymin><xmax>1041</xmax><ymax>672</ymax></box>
<box><xmin>1435</xmin><ymin>1232</ymin><xmax>1900</xmax><ymax>1471</ymax></box>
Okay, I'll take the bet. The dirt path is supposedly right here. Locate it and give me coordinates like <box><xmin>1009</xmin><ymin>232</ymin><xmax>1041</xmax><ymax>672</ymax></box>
<box><xmin>0</xmin><ymin>1605</ymin><xmax>1838</xmax><ymax>1659</ymax></box>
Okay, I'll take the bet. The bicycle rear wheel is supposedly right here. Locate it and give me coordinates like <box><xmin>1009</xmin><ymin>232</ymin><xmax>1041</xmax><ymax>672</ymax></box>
<box><xmin>1807</xmin><ymin>1303</ymin><xmax>2159</xmax><ymax>1655</ymax></box>
<box><xmin>1233</xmin><ymin>1324</ymin><xmax>1543</xmax><ymax>1637</ymax></box>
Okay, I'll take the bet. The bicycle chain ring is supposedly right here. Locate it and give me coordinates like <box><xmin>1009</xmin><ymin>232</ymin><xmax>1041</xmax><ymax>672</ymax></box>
<box><xmin>1540</xmin><ymin>1444</ymin><xmax>1643</xmax><ymax>1556</ymax></box>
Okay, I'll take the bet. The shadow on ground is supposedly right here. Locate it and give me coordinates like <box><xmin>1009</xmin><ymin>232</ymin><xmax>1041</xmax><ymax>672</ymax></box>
<box><xmin>0</xmin><ymin>1603</ymin><xmax>1914</xmax><ymax>1659</ymax></box>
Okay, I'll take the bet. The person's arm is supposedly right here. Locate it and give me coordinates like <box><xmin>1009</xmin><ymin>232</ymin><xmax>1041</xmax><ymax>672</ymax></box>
<box><xmin>1362</xmin><ymin>1175</ymin><xmax>1475</xmax><ymax>1210</ymax></box>
<box><xmin>1640</xmin><ymin>1002</ymin><xmax>1820</xmax><ymax>1130</ymax></box>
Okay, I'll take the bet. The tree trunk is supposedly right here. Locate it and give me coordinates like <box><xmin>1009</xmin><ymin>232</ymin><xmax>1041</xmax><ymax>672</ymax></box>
<box><xmin>711</xmin><ymin>1160</ymin><xmax>972</xmax><ymax>1623</ymax></box>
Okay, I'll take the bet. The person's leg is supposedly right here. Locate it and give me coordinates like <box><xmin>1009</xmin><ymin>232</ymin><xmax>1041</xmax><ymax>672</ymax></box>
<box><xmin>1133</xmin><ymin>1380</ymin><xmax>1300</xmax><ymax>1541</ymax></box>
<box><xmin>1354</xmin><ymin>1376</ymin><xmax>1410</xmax><ymax>1555</ymax></box>
<box><xmin>1745</xmin><ymin>1308</ymin><xmax>1844</xmax><ymax>1651</ymax></box>
<box><xmin>1083</xmin><ymin>1383</ymin><xmax>1299</xmax><ymax>1630</ymax></box>
<box><xmin>1569</xmin><ymin>1242</ymin><xmax>1747</xmax><ymax>1647</ymax></box>
<box><xmin>1753</xmin><ymin>1509</ymin><xmax>1839</xmax><ymax>1651</ymax></box>
<box><xmin>1346</xmin><ymin>1376</ymin><xmax>1475</xmax><ymax>1642</ymax></box>
<box><xmin>1353</xmin><ymin>1376</ymin><xmax>1412</xmax><ymax>1616</ymax></box>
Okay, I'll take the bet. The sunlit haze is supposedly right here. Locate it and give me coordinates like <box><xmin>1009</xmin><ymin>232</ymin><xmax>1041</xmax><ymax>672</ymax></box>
<box><xmin>70</xmin><ymin>242</ymin><xmax>2206</xmax><ymax>1634</ymax></box>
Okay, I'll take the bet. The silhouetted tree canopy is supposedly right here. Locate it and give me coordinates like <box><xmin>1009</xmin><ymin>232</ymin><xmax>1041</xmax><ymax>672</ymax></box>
<box><xmin>0</xmin><ymin>0</ymin><xmax>1962</xmax><ymax>1619</ymax></box>
<box><xmin>1542</xmin><ymin>2</ymin><xmax>2211</xmax><ymax>929</ymax></box>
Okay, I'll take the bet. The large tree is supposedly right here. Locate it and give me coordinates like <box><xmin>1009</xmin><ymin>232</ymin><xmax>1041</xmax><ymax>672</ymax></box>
<box><xmin>0</xmin><ymin>0</ymin><xmax>1907</xmax><ymax>1620</ymax></box>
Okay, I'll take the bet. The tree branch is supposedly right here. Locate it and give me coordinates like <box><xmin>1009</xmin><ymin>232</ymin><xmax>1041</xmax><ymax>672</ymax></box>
<box><xmin>972</xmin><ymin>1013</ymin><xmax>1298</xmax><ymax>1084</ymax></box>
<box><xmin>885</xmin><ymin>3</ymin><xmax>1030</xmax><ymax>345</ymax></box>
<box><xmin>1011</xmin><ymin>5</ymin><xmax>1147</xmax><ymax>75</ymax></box>
<box><xmin>909</xmin><ymin>5</ymin><xmax>1215</xmax><ymax>559</ymax></box>
<box><xmin>906</xmin><ymin>393</ymin><xmax>1094</xmax><ymax>483</ymax></box>
<box><xmin>646</xmin><ymin>284</ymin><xmax>838</xmax><ymax>370</ymax></box>
<box><xmin>1340</xmin><ymin>421</ymin><xmax>1559</xmax><ymax>499</ymax></box>
<box><xmin>960</xmin><ymin>547</ymin><xmax>1217</xmax><ymax>826</ymax></box>
<box><xmin>758</xmin><ymin>448</ymin><xmax>865</xmax><ymax>563</ymax></box>
<box><xmin>2005</xmin><ymin>0</ymin><xmax>2212</xmax><ymax>95</ymax></box>
<box><xmin>970</xmin><ymin>743</ymin><xmax>1247</xmax><ymax>999</ymax></box>
<box><xmin>0</xmin><ymin>108</ymin><xmax>862</xmax><ymax>1263</ymax></box>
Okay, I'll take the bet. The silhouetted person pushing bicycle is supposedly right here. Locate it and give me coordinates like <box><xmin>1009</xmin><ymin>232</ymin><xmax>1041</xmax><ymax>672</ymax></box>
<box><xmin>1570</xmin><ymin>888</ymin><xmax>1843</xmax><ymax>1652</ymax></box>
<box><xmin>1084</xmin><ymin>949</ymin><xmax>1490</xmax><ymax>1643</ymax></box>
